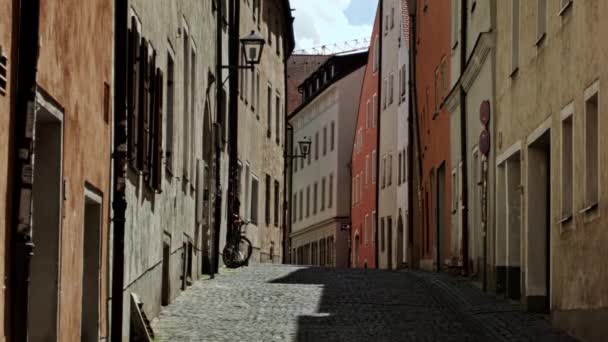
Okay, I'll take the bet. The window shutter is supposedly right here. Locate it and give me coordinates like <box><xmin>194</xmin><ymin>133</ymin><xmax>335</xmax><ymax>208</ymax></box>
<box><xmin>127</xmin><ymin>19</ymin><xmax>140</xmax><ymax>169</ymax></box>
<box><xmin>153</xmin><ymin>69</ymin><xmax>164</xmax><ymax>192</ymax></box>
<box><xmin>137</xmin><ymin>38</ymin><xmax>148</xmax><ymax>171</ymax></box>
<box><xmin>144</xmin><ymin>50</ymin><xmax>156</xmax><ymax>187</ymax></box>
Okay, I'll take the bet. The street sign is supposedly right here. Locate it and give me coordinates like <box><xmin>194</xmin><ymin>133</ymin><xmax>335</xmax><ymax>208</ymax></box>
<box><xmin>480</xmin><ymin>100</ymin><xmax>491</xmax><ymax>127</ymax></box>
<box><xmin>479</xmin><ymin>130</ymin><xmax>491</xmax><ymax>156</ymax></box>
<box><xmin>341</xmin><ymin>223</ymin><xmax>351</xmax><ymax>231</ymax></box>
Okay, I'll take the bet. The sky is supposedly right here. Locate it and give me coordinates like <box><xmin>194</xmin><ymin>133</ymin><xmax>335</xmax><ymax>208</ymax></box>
<box><xmin>291</xmin><ymin>0</ymin><xmax>378</xmax><ymax>52</ymax></box>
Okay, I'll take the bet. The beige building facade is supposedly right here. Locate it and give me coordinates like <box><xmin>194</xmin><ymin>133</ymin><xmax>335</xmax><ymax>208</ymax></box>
<box><xmin>495</xmin><ymin>0</ymin><xmax>608</xmax><ymax>340</ymax></box>
<box><xmin>289</xmin><ymin>53</ymin><xmax>366</xmax><ymax>268</ymax></box>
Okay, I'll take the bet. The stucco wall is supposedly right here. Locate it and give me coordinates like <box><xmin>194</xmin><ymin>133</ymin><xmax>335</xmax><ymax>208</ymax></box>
<box><xmin>35</xmin><ymin>0</ymin><xmax>113</xmax><ymax>340</ymax></box>
<box><xmin>495</xmin><ymin>0</ymin><xmax>608</xmax><ymax>339</ymax></box>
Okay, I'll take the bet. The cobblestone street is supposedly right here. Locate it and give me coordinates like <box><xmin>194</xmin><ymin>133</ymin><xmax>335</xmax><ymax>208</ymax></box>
<box><xmin>151</xmin><ymin>265</ymin><xmax>577</xmax><ymax>342</ymax></box>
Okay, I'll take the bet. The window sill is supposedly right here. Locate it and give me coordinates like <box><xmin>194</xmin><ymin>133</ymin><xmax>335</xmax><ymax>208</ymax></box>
<box><xmin>432</xmin><ymin>111</ymin><xmax>440</xmax><ymax>120</ymax></box>
<box><xmin>535</xmin><ymin>33</ymin><xmax>546</xmax><ymax>47</ymax></box>
<box><xmin>558</xmin><ymin>215</ymin><xmax>572</xmax><ymax>224</ymax></box>
<box><xmin>579</xmin><ymin>202</ymin><xmax>598</xmax><ymax>214</ymax></box>
<box><xmin>509</xmin><ymin>67</ymin><xmax>519</xmax><ymax>79</ymax></box>
<box><xmin>559</xmin><ymin>1</ymin><xmax>573</xmax><ymax>16</ymax></box>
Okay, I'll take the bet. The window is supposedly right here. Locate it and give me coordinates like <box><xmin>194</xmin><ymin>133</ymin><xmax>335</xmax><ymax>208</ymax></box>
<box><xmin>274</xmin><ymin>180</ymin><xmax>280</xmax><ymax>226</ymax></box>
<box><xmin>388</xmin><ymin>154</ymin><xmax>392</xmax><ymax>186</ymax></box>
<box><xmin>251</xmin><ymin>176</ymin><xmax>259</xmax><ymax>224</ymax></box>
<box><xmin>537</xmin><ymin>0</ymin><xmax>547</xmax><ymax>44</ymax></box>
<box><xmin>441</xmin><ymin>58</ymin><xmax>447</xmax><ymax>99</ymax></box>
<box><xmin>372</xmin><ymin>211</ymin><xmax>377</xmax><ymax>242</ymax></box>
<box><xmin>381</xmin><ymin>218</ymin><xmax>385</xmax><ymax>251</ymax></box>
<box><xmin>382</xmin><ymin>156</ymin><xmax>386</xmax><ymax>188</ymax></box>
<box><xmin>330</xmin><ymin>121</ymin><xmax>335</xmax><ymax>151</ymax></box>
<box><xmin>307</xmin><ymin>146</ymin><xmax>311</xmax><ymax>165</ymax></box>
<box><xmin>385</xmin><ymin>15</ymin><xmax>389</xmax><ymax>35</ymax></box>
<box><xmin>267</xmin><ymin>84</ymin><xmax>272</xmax><ymax>138</ymax></box>
<box><xmin>382</xmin><ymin>78</ymin><xmax>388</xmax><ymax>109</ymax></box>
<box><xmin>398</xmin><ymin>152</ymin><xmax>402</xmax><ymax>185</ymax></box>
<box><xmin>321</xmin><ymin>177</ymin><xmax>326</xmax><ymax>211</ymax></box>
<box><xmin>434</xmin><ymin>68</ymin><xmax>439</xmax><ymax>111</ymax></box>
<box><xmin>372</xmin><ymin>150</ymin><xmax>377</xmax><ymax>183</ymax></box>
<box><xmin>189</xmin><ymin>48</ymin><xmax>197</xmax><ymax>181</ymax></box>
<box><xmin>329</xmin><ymin>173</ymin><xmax>333</xmax><ymax>208</ymax></box>
<box><xmin>166</xmin><ymin>52</ymin><xmax>175</xmax><ymax>173</ymax></box>
<box><xmin>365</xmin><ymin>155</ymin><xmax>370</xmax><ymax>185</ymax></box>
<box><xmin>561</xmin><ymin>110</ymin><xmax>573</xmax><ymax>219</ymax></box>
<box><xmin>401</xmin><ymin>66</ymin><xmax>407</xmax><ymax>101</ymax></box>
<box><xmin>265</xmin><ymin>174</ymin><xmax>271</xmax><ymax>225</ymax></box>
<box><xmin>391</xmin><ymin>6</ymin><xmax>395</xmax><ymax>28</ymax></box>
<box><xmin>584</xmin><ymin>85</ymin><xmax>599</xmax><ymax>209</ymax></box>
<box><xmin>276</xmin><ymin>94</ymin><xmax>281</xmax><ymax>144</ymax></box>
<box><xmin>511</xmin><ymin>0</ymin><xmax>520</xmax><ymax>73</ymax></box>
<box><xmin>364</xmin><ymin>215</ymin><xmax>369</xmax><ymax>243</ymax></box>
<box><xmin>306</xmin><ymin>185</ymin><xmax>310</xmax><ymax>217</ymax></box>
<box><xmin>183</xmin><ymin>30</ymin><xmax>191</xmax><ymax>180</ymax></box>
<box><xmin>373</xmin><ymin>93</ymin><xmax>377</xmax><ymax>127</ymax></box>
<box><xmin>366</xmin><ymin>100</ymin><xmax>371</xmax><ymax>129</ymax></box>
<box><xmin>373</xmin><ymin>35</ymin><xmax>379</xmax><ymax>72</ymax></box>
<box><xmin>299</xmin><ymin>190</ymin><xmax>303</xmax><ymax>220</ymax></box>
<box><xmin>292</xmin><ymin>194</ymin><xmax>297</xmax><ymax>222</ymax></box>
<box><xmin>389</xmin><ymin>73</ymin><xmax>394</xmax><ymax>105</ymax></box>
<box><xmin>315</xmin><ymin>132</ymin><xmax>319</xmax><ymax>160</ymax></box>
<box><xmin>294</xmin><ymin>146</ymin><xmax>298</xmax><ymax>172</ymax></box>
<box><xmin>256</xmin><ymin>71</ymin><xmax>260</xmax><ymax>116</ymax></box>
<box><xmin>323</xmin><ymin>126</ymin><xmax>328</xmax><ymax>156</ymax></box>
<box><xmin>451</xmin><ymin>0</ymin><xmax>460</xmax><ymax>49</ymax></box>
<box><xmin>313</xmin><ymin>182</ymin><xmax>318</xmax><ymax>215</ymax></box>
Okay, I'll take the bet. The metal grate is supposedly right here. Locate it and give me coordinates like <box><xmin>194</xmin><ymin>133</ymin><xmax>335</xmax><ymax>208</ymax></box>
<box><xmin>0</xmin><ymin>51</ymin><xmax>7</xmax><ymax>96</ymax></box>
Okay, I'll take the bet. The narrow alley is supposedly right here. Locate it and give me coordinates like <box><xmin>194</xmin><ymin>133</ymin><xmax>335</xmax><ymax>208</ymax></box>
<box><xmin>152</xmin><ymin>265</ymin><xmax>576</xmax><ymax>342</ymax></box>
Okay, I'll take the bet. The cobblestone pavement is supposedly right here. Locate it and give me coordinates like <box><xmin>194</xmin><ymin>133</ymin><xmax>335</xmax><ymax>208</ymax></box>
<box><xmin>151</xmin><ymin>265</ymin><xmax>577</xmax><ymax>342</ymax></box>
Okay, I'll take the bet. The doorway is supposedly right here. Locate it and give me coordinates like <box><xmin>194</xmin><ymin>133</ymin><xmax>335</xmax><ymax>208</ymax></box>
<box><xmin>436</xmin><ymin>164</ymin><xmax>446</xmax><ymax>272</ymax></box>
<box><xmin>81</xmin><ymin>186</ymin><xmax>102</xmax><ymax>342</ymax></box>
<box><xmin>161</xmin><ymin>233</ymin><xmax>171</xmax><ymax>306</ymax></box>
<box><xmin>526</xmin><ymin>130</ymin><xmax>551</xmax><ymax>313</ymax></box>
<box><xmin>506</xmin><ymin>153</ymin><xmax>522</xmax><ymax>300</ymax></box>
<box><xmin>397</xmin><ymin>212</ymin><xmax>404</xmax><ymax>268</ymax></box>
<box><xmin>387</xmin><ymin>217</ymin><xmax>393</xmax><ymax>270</ymax></box>
<box><xmin>27</xmin><ymin>97</ymin><xmax>63</xmax><ymax>342</ymax></box>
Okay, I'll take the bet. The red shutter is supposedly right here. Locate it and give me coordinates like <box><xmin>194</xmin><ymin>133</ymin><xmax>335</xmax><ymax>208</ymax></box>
<box><xmin>153</xmin><ymin>69</ymin><xmax>164</xmax><ymax>192</ymax></box>
<box><xmin>137</xmin><ymin>38</ymin><xmax>147</xmax><ymax>171</ymax></box>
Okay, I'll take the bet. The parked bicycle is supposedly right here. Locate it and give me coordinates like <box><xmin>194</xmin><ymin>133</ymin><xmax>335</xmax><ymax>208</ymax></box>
<box><xmin>222</xmin><ymin>213</ymin><xmax>253</xmax><ymax>268</ymax></box>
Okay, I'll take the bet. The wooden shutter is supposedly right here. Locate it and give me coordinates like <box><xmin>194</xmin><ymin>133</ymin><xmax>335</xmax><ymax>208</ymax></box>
<box><xmin>138</xmin><ymin>38</ymin><xmax>148</xmax><ymax>172</ymax></box>
<box><xmin>127</xmin><ymin>18</ymin><xmax>140</xmax><ymax>169</ymax></box>
<box><xmin>153</xmin><ymin>68</ymin><xmax>164</xmax><ymax>192</ymax></box>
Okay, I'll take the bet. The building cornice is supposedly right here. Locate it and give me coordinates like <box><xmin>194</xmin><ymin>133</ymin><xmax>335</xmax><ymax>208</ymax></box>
<box><xmin>290</xmin><ymin>216</ymin><xmax>350</xmax><ymax>238</ymax></box>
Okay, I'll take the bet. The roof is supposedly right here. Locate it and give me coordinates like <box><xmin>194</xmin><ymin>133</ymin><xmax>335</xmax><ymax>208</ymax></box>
<box><xmin>401</xmin><ymin>0</ymin><xmax>411</xmax><ymax>47</ymax></box>
<box><xmin>287</xmin><ymin>54</ymin><xmax>333</xmax><ymax>114</ymax></box>
<box><xmin>288</xmin><ymin>51</ymin><xmax>369</xmax><ymax>119</ymax></box>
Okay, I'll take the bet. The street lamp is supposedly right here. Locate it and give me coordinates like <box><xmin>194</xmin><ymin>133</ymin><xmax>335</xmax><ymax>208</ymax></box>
<box><xmin>288</xmin><ymin>137</ymin><xmax>311</xmax><ymax>159</ymax></box>
<box><xmin>240</xmin><ymin>30</ymin><xmax>265</xmax><ymax>67</ymax></box>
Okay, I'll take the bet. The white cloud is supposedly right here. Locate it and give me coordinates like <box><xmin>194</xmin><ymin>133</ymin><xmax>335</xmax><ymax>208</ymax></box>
<box><xmin>291</xmin><ymin>0</ymin><xmax>373</xmax><ymax>52</ymax></box>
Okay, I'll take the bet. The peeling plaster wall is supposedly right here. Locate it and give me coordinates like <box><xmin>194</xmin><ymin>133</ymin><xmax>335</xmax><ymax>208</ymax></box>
<box><xmin>35</xmin><ymin>0</ymin><xmax>113</xmax><ymax>340</ymax></box>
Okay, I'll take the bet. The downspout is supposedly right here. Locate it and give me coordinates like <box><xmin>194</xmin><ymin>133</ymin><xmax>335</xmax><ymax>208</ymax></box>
<box><xmin>406</xmin><ymin>0</ymin><xmax>418</xmax><ymax>270</ymax></box>
<box><xmin>110</xmin><ymin>0</ymin><xmax>127</xmax><ymax>341</ymax></box>
<box><xmin>9</xmin><ymin>0</ymin><xmax>41</xmax><ymax>340</ymax></box>
<box><xmin>212</xmin><ymin>0</ymin><xmax>224</xmax><ymax>275</ymax></box>
<box><xmin>459</xmin><ymin>0</ymin><xmax>470</xmax><ymax>277</ymax></box>
<box><xmin>374</xmin><ymin>0</ymin><xmax>383</xmax><ymax>269</ymax></box>
<box><xmin>226</xmin><ymin>0</ymin><xmax>241</xmax><ymax>246</ymax></box>
<box><xmin>282</xmin><ymin>29</ymin><xmax>291</xmax><ymax>263</ymax></box>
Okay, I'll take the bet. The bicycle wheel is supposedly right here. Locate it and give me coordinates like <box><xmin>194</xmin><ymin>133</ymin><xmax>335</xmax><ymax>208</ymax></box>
<box><xmin>222</xmin><ymin>236</ymin><xmax>253</xmax><ymax>269</ymax></box>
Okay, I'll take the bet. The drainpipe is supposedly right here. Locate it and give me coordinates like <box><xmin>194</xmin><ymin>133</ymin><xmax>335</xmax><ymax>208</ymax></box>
<box><xmin>9</xmin><ymin>0</ymin><xmax>41</xmax><ymax>340</ymax></box>
<box><xmin>212</xmin><ymin>0</ymin><xmax>224</xmax><ymax>276</ymax></box>
<box><xmin>406</xmin><ymin>0</ymin><xmax>418</xmax><ymax>270</ymax></box>
<box><xmin>374</xmin><ymin>0</ymin><xmax>383</xmax><ymax>269</ymax></box>
<box><xmin>283</xmin><ymin>124</ymin><xmax>293</xmax><ymax>264</ymax></box>
<box><xmin>459</xmin><ymin>0</ymin><xmax>470</xmax><ymax>277</ymax></box>
<box><xmin>226</xmin><ymin>0</ymin><xmax>241</xmax><ymax>249</ymax></box>
<box><xmin>110</xmin><ymin>0</ymin><xmax>127</xmax><ymax>340</ymax></box>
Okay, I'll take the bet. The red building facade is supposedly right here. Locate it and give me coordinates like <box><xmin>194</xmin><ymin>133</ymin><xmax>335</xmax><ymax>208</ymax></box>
<box><xmin>351</xmin><ymin>7</ymin><xmax>380</xmax><ymax>268</ymax></box>
<box><xmin>414</xmin><ymin>0</ymin><xmax>453</xmax><ymax>271</ymax></box>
